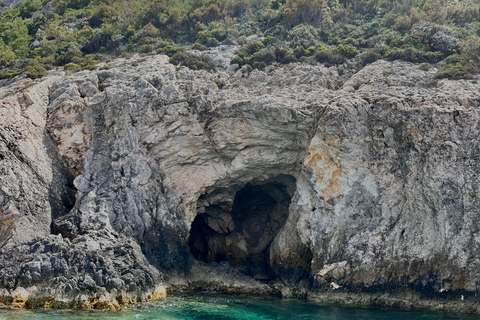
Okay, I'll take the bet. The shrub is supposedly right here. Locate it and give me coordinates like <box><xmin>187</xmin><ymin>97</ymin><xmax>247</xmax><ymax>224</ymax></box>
<box><xmin>274</xmin><ymin>46</ymin><xmax>296</xmax><ymax>64</ymax></box>
<box><xmin>248</xmin><ymin>50</ymin><xmax>275</xmax><ymax>69</ymax></box>
<box><xmin>64</xmin><ymin>62</ymin><xmax>81</xmax><ymax>72</ymax></box>
<box><xmin>169</xmin><ymin>52</ymin><xmax>216</xmax><ymax>71</ymax></box>
<box><xmin>287</xmin><ymin>23</ymin><xmax>320</xmax><ymax>48</ymax></box>
<box><xmin>430</xmin><ymin>31</ymin><xmax>458</xmax><ymax>55</ymax></box>
<box><xmin>384</xmin><ymin>46</ymin><xmax>443</xmax><ymax>63</ymax></box>
<box><xmin>418</xmin><ymin>63</ymin><xmax>431</xmax><ymax>71</ymax></box>
<box><xmin>334</xmin><ymin>44</ymin><xmax>359</xmax><ymax>58</ymax></box>
<box><xmin>306</xmin><ymin>44</ymin><xmax>327</xmax><ymax>56</ymax></box>
<box><xmin>197</xmin><ymin>37</ymin><xmax>220</xmax><ymax>47</ymax></box>
<box><xmin>434</xmin><ymin>64</ymin><xmax>473</xmax><ymax>80</ymax></box>
<box><xmin>55</xmin><ymin>43</ymin><xmax>83</xmax><ymax>65</ymax></box>
<box><xmin>293</xmin><ymin>46</ymin><xmax>307</xmax><ymax>58</ymax></box>
<box><xmin>360</xmin><ymin>50</ymin><xmax>381</xmax><ymax>65</ymax></box>
<box><xmin>211</xmin><ymin>28</ymin><xmax>227</xmax><ymax>42</ymax></box>
<box><xmin>157</xmin><ymin>41</ymin><xmax>186</xmax><ymax>57</ymax></box>
<box><xmin>0</xmin><ymin>68</ymin><xmax>23</xmax><ymax>79</ymax></box>
<box><xmin>213</xmin><ymin>78</ymin><xmax>225</xmax><ymax>89</ymax></box>
<box><xmin>77</xmin><ymin>57</ymin><xmax>98</xmax><ymax>70</ymax></box>
<box><xmin>138</xmin><ymin>44</ymin><xmax>154</xmax><ymax>53</ymax></box>
<box><xmin>239</xmin><ymin>41</ymin><xmax>265</xmax><ymax>56</ymax></box>
<box><xmin>314</xmin><ymin>50</ymin><xmax>346</xmax><ymax>65</ymax></box>
<box><xmin>0</xmin><ymin>44</ymin><xmax>16</xmax><ymax>62</ymax></box>
<box><xmin>192</xmin><ymin>42</ymin><xmax>207</xmax><ymax>51</ymax></box>
<box><xmin>26</xmin><ymin>64</ymin><xmax>48</xmax><ymax>79</ymax></box>
<box><xmin>393</xmin><ymin>15</ymin><xmax>412</xmax><ymax>33</ymax></box>
<box><xmin>230</xmin><ymin>55</ymin><xmax>245</xmax><ymax>65</ymax></box>
<box><xmin>262</xmin><ymin>36</ymin><xmax>276</xmax><ymax>46</ymax></box>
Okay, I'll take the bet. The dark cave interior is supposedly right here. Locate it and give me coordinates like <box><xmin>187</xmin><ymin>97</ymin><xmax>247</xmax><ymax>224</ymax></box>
<box><xmin>188</xmin><ymin>175</ymin><xmax>295</xmax><ymax>281</ymax></box>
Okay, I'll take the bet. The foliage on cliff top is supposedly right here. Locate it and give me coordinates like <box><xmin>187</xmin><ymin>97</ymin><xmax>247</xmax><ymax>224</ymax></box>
<box><xmin>0</xmin><ymin>0</ymin><xmax>479</xmax><ymax>78</ymax></box>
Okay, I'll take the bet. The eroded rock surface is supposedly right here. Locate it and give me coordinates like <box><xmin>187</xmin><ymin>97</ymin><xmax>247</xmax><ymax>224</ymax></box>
<box><xmin>1</xmin><ymin>56</ymin><xmax>480</xmax><ymax>310</ymax></box>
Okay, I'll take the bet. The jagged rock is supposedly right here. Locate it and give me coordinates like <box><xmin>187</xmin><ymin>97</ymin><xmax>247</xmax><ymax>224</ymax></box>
<box><xmin>1</xmin><ymin>55</ymin><xmax>480</xmax><ymax>310</ymax></box>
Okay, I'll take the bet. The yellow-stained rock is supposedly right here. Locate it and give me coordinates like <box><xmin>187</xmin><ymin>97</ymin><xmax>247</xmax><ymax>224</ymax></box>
<box><xmin>11</xmin><ymin>297</ymin><xmax>27</xmax><ymax>309</ymax></box>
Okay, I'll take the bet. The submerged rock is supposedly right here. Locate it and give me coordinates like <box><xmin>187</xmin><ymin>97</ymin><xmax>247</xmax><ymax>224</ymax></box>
<box><xmin>1</xmin><ymin>55</ymin><xmax>480</xmax><ymax>312</ymax></box>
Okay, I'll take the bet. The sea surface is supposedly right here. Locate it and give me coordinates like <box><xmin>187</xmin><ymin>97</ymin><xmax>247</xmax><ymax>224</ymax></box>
<box><xmin>0</xmin><ymin>294</ymin><xmax>477</xmax><ymax>320</ymax></box>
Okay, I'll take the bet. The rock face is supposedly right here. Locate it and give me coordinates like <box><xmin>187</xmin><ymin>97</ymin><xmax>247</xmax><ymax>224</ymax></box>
<box><xmin>273</xmin><ymin>61</ymin><xmax>480</xmax><ymax>298</ymax></box>
<box><xmin>1</xmin><ymin>55</ymin><xmax>480</xmax><ymax>309</ymax></box>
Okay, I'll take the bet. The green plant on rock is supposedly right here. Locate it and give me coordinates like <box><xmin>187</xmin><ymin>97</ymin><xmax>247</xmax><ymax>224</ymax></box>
<box><xmin>239</xmin><ymin>41</ymin><xmax>265</xmax><ymax>56</ymax></box>
<box><xmin>334</xmin><ymin>44</ymin><xmax>359</xmax><ymax>58</ymax></box>
<box><xmin>192</xmin><ymin>42</ymin><xmax>208</xmax><ymax>51</ymax></box>
<box><xmin>360</xmin><ymin>50</ymin><xmax>382</xmax><ymax>66</ymax></box>
<box><xmin>384</xmin><ymin>46</ymin><xmax>443</xmax><ymax>63</ymax></box>
<box><xmin>306</xmin><ymin>44</ymin><xmax>327</xmax><ymax>56</ymax></box>
<box><xmin>64</xmin><ymin>62</ymin><xmax>81</xmax><ymax>72</ymax></box>
<box><xmin>287</xmin><ymin>23</ymin><xmax>320</xmax><ymax>48</ymax></box>
<box><xmin>25</xmin><ymin>64</ymin><xmax>48</xmax><ymax>79</ymax></box>
<box><xmin>418</xmin><ymin>63</ymin><xmax>431</xmax><ymax>71</ymax></box>
<box><xmin>314</xmin><ymin>49</ymin><xmax>346</xmax><ymax>65</ymax></box>
<box><xmin>434</xmin><ymin>63</ymin><xmax>473</xmax><ymax>80</ymax></box>
<box><xmin>262</xmin><ymin>36</ymin><xmax>276</xmax><ymax>46</ymax></box>
<box><xmin>213</xmin><ymin>77</ymin><xmax>225</xmax><ymax>89</ymax></box>
<box><xmin>138</xmin><ymin>44</ymin><xmax>154</xmax><ymax>53</ymax></box>
<box><xmin>274</xmin><ymin>46</ymin><xmax>296</xmax><ymax>64</ymax></box>
<box><xmin>247</xmin><ymin>50</ymin><xmax>275</xmax><ymax>70</ymax></box>
<box><xmin>156</xmin><ymin>41</ymin><xmax>187</xmax><ymax>57</ymax></box>
<box><xmin>293</xmin><ymin>46</ymin><xmax>307</xmax><ymax>58</ymax></box>
<box><xmin>0</xmin><ymin>42</ymin><xmax>16</xmax><ymax>62</ymax></box>
<box><xmin>169</xmin><ymin>51</ymin><xmax>216</xmax><ymax>71</ymax></box>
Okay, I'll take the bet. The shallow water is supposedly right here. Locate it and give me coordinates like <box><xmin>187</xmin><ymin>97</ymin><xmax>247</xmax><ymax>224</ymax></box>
<box><xmin>0</xmin><ymin>294</ymin><xmax>477</xmax><ymax>320</ymax></box>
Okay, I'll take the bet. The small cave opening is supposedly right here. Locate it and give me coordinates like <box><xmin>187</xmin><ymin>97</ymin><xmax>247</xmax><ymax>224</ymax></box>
<box><xmin>188</xmin><ymin>175</ymin><xmax>295</xmax><ymax>281</ymax></box>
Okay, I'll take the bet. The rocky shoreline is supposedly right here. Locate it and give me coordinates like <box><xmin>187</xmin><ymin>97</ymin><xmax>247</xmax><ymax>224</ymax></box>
<box><xmin>1</xmin><ymin>52</ymin><xmax>480</xmax><ymax>313</ymax></box>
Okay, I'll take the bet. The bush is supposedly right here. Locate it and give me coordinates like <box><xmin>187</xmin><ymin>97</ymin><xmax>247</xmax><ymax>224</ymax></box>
<box><xmin>334</xmin><ymin>44</ymin><xmax>359</xmax><ymax>58</ymax></box>
<box><xmin>25</xmin><ymin>64</ymin><xmax>48</xmax><ymax>79</ymax></box>
<box><xmin>248</xmin><ymin>50</ymin><xmax>275</xmax><ymax>70</ymax></box>
<box><xmin>293</xmin><ymin>46</ymin><xmax>307</xmax><ymax>58</ymax></box>
<box><xmin>197</xmin><ymin>37</ymin><xmax>220</xmax><ymax>47</ymax></box>
<box><xmin>0</xmin><ymin>68</ymin><xmax>23</xmax><ymax>79</ymax></box>
<box><xmin>157</xmin><ymin>41</ymin><xmax>187</xmax><ymax>57</ymax></box>
<box><xmin>55</xmin><ymin>43</ymin><xmax>83</xmax><ymax>65</ymax></box>
<box><xmin>262</xmin><ymin>36</ymin><xmax>276</xmax><ymax>46</ymax></box>
<box><xmin>169</xmin><ymin>52</ymin><xmax>216</xmax><ymax>71</ymax></box>
<box><xmin>384</xmin><ymin>46</ymin><xmax>443</xmax><ymax>63</ymax></box>
<box><xmin>418</xmin><ymin>63</ymin><xmax>431</xmax><ymax>71</ymax></box>
<box><xmin>231</xmin><ymin>41</ymin><xmax>267</xmax><ymax>67</ymax></box>
<box><xmin>306</xmin><ymin>44</ymin><xmax>327</xmax><ymax>56</ymax></box>
<box><xmin>213</xmin><ymin>78</ymin><xmax>225</xmax><ymax>89</ymax></box>
<box><xmin>230</xmin><ymin>55</ymin><xmax>245</xmax><ymax>65</ymax></box>
<box><xmin>138</xmin><ymin>44</ymin><xmax>154</xmax><ymax>53</ymax></box>
<box><xmin>314</xmin><ymin>50</ymin><xmax>346</xmax><ymax>65</ymax></box>
<box><xmin>192</xmin><ymin>42</ymin><xmax>207</xmax><ymax>51</ymax></box>
<box><xmin>274</xmin><ymin>46</ymin><xmax>296</xmax><ymax>64</ymax></box>
<box><xmin>360</xmin><ymin>50</ymin><xmax>382</xmax><ymax>65</ymax></box>
<box><xmin>211</xmin><ymin>28</ymin><xmax>227</xmax><ymax>42</ymax></box>
<box><xmin>0</xmin><ymin>44</ymin><xmax>16</xmax><ymax>62</ymax></box>
<box><xmin>287</xmin><ymin>23</ymin><xmax>320</xmax><ymax>48</ymax></box>
<box><xmin>430</xmin><ymin>31</ymin><xmax>458</xmax><ymax>55</ymax></box>
<box><xmin>77</xmin><ymin>57</ymin><xmax>98</xmax><ymax>70</ymax></box>
<box><xmin>239</xmin><ymin>41</ymin><xmax>265</xmax><ymax>56</ymax></box>
<box><xmin>64</xmin><ymin>62</ymin><xmax>81</xmax><ymax>72</ymax></box>
<box><xmin>434</xmin><ymin>64</ymin><xmax>473</xmax><ymax>80</ymax></box>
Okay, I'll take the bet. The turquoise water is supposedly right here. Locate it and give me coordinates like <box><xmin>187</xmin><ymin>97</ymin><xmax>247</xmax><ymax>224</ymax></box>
<box><xmin>0</xmin><ymin>294</ymin><xmax>477</xmax><ymax>320</ymax></box>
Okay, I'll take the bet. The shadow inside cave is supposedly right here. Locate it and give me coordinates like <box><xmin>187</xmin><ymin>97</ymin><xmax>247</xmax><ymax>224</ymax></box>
<box><xmin>188</xmin><ymin>175</ymin><xmax>295</xmax><ymax>281</ymax></box>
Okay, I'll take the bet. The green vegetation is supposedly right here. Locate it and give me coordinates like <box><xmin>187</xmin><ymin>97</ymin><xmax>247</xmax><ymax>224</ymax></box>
<box><xmin>169</xmin><ymin>51</ymin><xmax>216</xmax><ymax>71</ymax></box>
<box><xmin>0</xmin><ymin>0</ymin><xmax>479</xmax><ymax>78</ymax></box>
<box><xmin>25</xmin><ymin>63</ymin><xmax>48</xmax><ymax>78</ymax></box>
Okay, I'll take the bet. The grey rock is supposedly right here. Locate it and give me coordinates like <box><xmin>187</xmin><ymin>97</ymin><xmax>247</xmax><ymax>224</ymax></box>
<box><xmin>1</xmin><ymin>55</ymin><xmax>480</xmax><ymax>310</ymax></box>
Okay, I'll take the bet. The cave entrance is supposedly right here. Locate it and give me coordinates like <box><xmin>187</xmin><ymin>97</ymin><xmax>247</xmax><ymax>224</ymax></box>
<box><xmin>188</xmin><ymin>175</ymin><xmax>295</xmax><ymax>281</ymax></box>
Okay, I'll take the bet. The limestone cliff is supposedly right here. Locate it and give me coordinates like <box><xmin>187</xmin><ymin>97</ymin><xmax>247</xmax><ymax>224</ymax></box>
<box><xmin>1</xmin><ymin>55</ymin><xmax>479</xmax><ymax>311</ymax></box>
